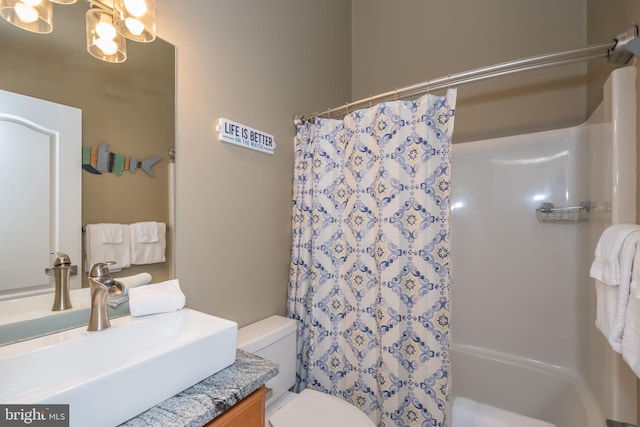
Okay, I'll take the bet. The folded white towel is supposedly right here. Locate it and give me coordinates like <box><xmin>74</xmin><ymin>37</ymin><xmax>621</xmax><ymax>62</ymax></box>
<box><xmin>452</xmin><ymin>397</ymin><xmax>556</xmax><ymax>427</ymax></box>
<box><xmin>84</xmin><ymin>224</ymin><xmax>131</xmax><ymax>273</ymax></box>
<box><xmin>590</xmin><ymin>224</ymin><xmax>640</xmax><ymax>285</ymax></box>
<box><xmin>107</xmin><ymin>272</ymin><xmax>153</xmax><ymax>308</ymax></box>
<box><xmin>128</xmin><ymin>278</ymin><xmax>185</xmax><ymax>317</ymax></box>
<box><xmin>130</xmin><ymin>222</ymin><xmax>166</xmax><ymax>265</ymax></box>
<box><xmin>594</xmin><ymin>229</ymin><xmax>640</xmax><ymax>353</ymax></box>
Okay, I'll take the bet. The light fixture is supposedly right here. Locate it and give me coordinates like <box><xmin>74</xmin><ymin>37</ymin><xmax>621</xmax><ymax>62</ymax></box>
<box><xmin>86</xmin><ymin>7</ymin><xmax>126</xmax><ymax>63</ymax></box>
<box><xmin>0</xmin><ymin>0</ymin><xmax>156</xmax><ymax>63</ymax></box>
<box><xmin>0</xmin><ymin>0</ymin><xmax>53</xmax><ymax>34</ymax></box>
<box><xmin>113</xmin><ymin>0</ymin><xmax>155</xmax><ymax>42</ymax></box>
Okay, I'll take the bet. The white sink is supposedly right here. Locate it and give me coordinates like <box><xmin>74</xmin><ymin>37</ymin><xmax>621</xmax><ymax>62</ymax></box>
<box><xmin>0</xmin><ymin>308</ymin><xmax>238</xmax><ymax>427</ymax></box>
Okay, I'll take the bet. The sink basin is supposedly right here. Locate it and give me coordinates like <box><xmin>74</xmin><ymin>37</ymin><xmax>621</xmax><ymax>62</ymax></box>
<box><xmin>0</xmin><ymin>308</ymin><xmax>238</xmax><ymax>427</ymax></box>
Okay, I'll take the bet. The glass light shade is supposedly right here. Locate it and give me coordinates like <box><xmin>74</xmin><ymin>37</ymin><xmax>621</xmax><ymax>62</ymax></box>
<box><xmin>113</xmin><ymin>0</ymin><xmax>155</xmax><ymax>42</ymax></box>
<box><xmin>0</xmin><ymin>0</ymin><xmax>52</xmax><ymax>34</ymax></box>
<box><xmin>86</xmin><ymin>8</ymin><xmax>126</xmax><ymax>63</ymax></box>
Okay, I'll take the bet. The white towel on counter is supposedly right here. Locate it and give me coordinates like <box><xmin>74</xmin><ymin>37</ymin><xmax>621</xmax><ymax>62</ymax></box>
<box><xmin>84</xmin><ymin>223</ymin><xmax>131</xmax><ymax>273</ymax></box>
<box><xmin>452</xmin><ymin>397</ymin><xmax>556</xmax><ymax>427</ymax></box>
<box><xmin>107</xmin><ymin>272</ymin><xmax>153</xmax><ymax>308</ymax></box>
<box><xmin>591</xmin><ymin>225</ymin><xmax>640</xmax><ymax>353</ymax></box>
<box><xmin>130</xmin><ymin>222</ymin><xmax>166</xmax><ymax>265</ymax></box>
<box><xmin>128</xmin><ymin>278</ymin><xmax>185</xmax><ymax>317</ymax></box>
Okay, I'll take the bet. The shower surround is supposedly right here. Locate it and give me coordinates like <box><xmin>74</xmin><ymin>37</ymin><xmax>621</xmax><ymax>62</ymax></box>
<box><xmin>450</xmin><ymin>66</ymin><xmax>637</xmax><ymax>426</ymax></box>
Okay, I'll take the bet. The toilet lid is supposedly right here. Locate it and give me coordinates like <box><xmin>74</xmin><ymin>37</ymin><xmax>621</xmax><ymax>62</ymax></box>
<box><xmin>269</xmin><ymin>389</ymin><xmax>376</xmax><ymax>427</ymax></box>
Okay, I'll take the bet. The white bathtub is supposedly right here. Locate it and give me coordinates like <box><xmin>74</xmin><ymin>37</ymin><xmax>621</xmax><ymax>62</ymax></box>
<box><xmin>452</xmin><ymin>343</ymin><xmax>601</xmax><ymax>426</ymax></box>
<box><xmin>450</xmin><ymin>66</ymin><xmax>637</xmax><ymax>426</ymax></box>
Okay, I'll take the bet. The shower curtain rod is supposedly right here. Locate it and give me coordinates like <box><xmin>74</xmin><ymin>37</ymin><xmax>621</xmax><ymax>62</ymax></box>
<box><xmin>293</xmin><ymin>26</ymin><xmax>639</xmax><ymax>126</ymax></box>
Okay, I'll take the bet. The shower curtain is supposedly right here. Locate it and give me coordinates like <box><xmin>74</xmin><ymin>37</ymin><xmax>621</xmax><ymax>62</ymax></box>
<box><xmin>288</xmin><ymin>90</ymin><xmax>457</xmax><ymax>426</ymax></box>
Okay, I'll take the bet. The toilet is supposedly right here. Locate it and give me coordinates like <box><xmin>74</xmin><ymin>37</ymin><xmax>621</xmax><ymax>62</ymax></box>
<box><xmin>237</xmin><ymin>315</ymin><xmax>376</xmax><ymax>427</ymax></box>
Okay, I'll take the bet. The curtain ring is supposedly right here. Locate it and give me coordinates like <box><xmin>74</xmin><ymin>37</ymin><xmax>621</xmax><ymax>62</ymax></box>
<box><xmin>394</xmin><ymin>88</ymin><xmax>399</xmax><ymax>102</ymax></box>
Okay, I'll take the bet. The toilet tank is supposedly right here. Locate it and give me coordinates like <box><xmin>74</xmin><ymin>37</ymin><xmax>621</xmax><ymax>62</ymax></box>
<box><xmin>237</xmin><ymin>315</ymin><xmax>297</xmax><ymax>406</ymax></box>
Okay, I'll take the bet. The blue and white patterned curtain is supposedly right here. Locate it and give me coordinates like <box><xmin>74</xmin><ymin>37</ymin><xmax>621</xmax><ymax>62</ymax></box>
<box><xmin>288</xmin><ymin>91</ymin><xmax>457</xmax><ymax>427</ymax></box>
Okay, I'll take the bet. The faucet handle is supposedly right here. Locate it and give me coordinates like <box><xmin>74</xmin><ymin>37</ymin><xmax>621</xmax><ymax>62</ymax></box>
<box><xmin>51</xmin><ymin>252</ymin><xmax>71</xmax><ymax>267</ymax></box>
<box><xmin>89</xmin><ymin>261</ymin><xmax>116</xmax><ymax>278</ymax></box>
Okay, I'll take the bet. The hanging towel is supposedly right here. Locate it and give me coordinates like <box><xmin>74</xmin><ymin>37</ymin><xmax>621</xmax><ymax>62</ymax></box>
<box><xmin>107</xmin><ymin>272</ymin><xmax>153</xmax><ymax>308</ymax></box>
<box><xmin>128</xmin><ymin>278</ymin><xmax>185</xmax><ymax>317</ymax></box>
<box><xmin>84</xmin><ymin>223</ymin><xmax>131</xmax><ymax>273</ymax></box>
<box><xmin>130</xmin><ymin>222</ymin><xmax>166</xmax><ymax>265</ymax></box>
<box><xmin>452</xmin><ymin>397</ymin><xmax>556</xmax><ymax>427</ymax></box>
<box><xmin>590</xmin><ymin>225</ymin><xmax>640</xmax><ymax>353</ymax></box>
<box><xmin>622</xmin><ymin>241</ymin><xmax>640</xmax><ymax>378</ymax></box>
<box><xmin>590</xmin><ymin>224</ymin><xmax>640</xmax><ymax>285</ymax></box>
<box><xmin>622</xmin><ymin>296</ymin><xmax>640</xmax><ymax>378</ymax></box>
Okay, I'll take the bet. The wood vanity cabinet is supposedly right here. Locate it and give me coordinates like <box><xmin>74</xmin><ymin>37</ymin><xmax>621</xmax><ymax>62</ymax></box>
<box><xmin>205</xmin><ymin>384</ymin><xmax>266</xmax><ymax>427</ymax></box>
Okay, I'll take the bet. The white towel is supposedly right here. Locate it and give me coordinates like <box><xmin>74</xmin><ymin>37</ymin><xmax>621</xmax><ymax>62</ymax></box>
<box><xmin>452</xmin><ymin>397</ymin><xmax>556</xmax><ymax>427</ymax></box>
<box><xmin>590</xmin><ymin>224</ymin><xmax>640</xmax><ymax>285</ymax></box>
<box><xmin>128</xmin><ymin>278</ymin><xmax>185</xmax><ymax>317</ymax></box>
<box><xmin>623</xmin><ymin>295</ymin><xmax>640</xmax><ymax>378</ymax></box>
<box><xmin>84</xmin><ymin>224</ymin><xmax>131</xmax><ymax>273</ymax></box>
<box><xmin>592</xmin><ymin>228</ymin><xmax>640</xmax><ymax>353</ymax></box>
<box><xmin>130</xmin><ymin>222</ymin><xmax>166</xmax><ymax>265</ymax></box>
<box><xmin>107</xmin><ymin>272</ymin><xmax>153</xmax><ymax>308</ymax></box>
<box><xmin>131</xmin><ymin>221</ymin><xmax>159</xmax><ymax>243</ymax></box>
<box><xmin>622</xmin><ymin>242</ymin><xmax>640</xmax><ymax>378</ymax></box>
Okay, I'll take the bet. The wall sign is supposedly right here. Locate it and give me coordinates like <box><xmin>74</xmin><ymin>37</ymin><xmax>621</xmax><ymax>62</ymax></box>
<box><xmin>217</xmin><ymin>118</ymin><xmax>276</xmax><ymax>155</ymax></box>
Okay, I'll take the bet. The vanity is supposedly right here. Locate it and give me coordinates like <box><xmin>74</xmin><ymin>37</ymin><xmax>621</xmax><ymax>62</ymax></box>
<box><xmin>0</xmin><ymin>308</ymin><xmax>276</xmax><ymax>427</ymax></box>
<box><xmin>120</xmin><ymin>350</ymin><xmax>277</xmax><ymax>427</ymax></box>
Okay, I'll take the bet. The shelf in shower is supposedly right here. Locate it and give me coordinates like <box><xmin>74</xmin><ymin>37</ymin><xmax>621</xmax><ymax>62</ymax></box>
<box><xmin>535</xmin><ymin>200</ymin><xmax>591</xmax><ymax>223</ymax></box>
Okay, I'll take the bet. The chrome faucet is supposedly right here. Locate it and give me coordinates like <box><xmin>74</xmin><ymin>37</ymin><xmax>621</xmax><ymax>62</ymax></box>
<box><xmin>87</xmin><ymin>262</ymin><xmax>124</xmax><ymax>332</ymax></box>
<box><xmin>45</xmin><ymin>252</ymin><xmax>77</xmax><ymax>312</ymax></box>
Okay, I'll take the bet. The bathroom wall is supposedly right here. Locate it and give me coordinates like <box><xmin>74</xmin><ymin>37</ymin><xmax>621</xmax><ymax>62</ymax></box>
<box><xmin>351</xmin><ymin>0</ymin><xmax>587</xmax><ymax>143</ymax></box>
<box><xmin>157</xmin><ymin>0</ymin><xmax>352</xmax><ymax>327</ymax></box>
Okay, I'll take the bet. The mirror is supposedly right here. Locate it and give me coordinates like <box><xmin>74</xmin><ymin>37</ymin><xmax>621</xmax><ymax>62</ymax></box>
<box><xmin>0</xmin><ymin>1</ymin><xmax>175</xmax><ymax>340</ymax></box>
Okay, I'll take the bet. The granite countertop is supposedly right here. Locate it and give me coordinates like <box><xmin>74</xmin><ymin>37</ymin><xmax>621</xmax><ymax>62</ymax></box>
<box><xmin>119</xmin><ymin>349</ymin><xmax>278</xmax><ymax>427</ymax></box>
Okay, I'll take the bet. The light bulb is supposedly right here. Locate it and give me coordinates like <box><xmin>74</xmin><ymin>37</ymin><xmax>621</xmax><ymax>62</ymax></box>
<box><xmin>124</xmin><ymin>17</ymin><xmax>143</xmax><ymax>36</ymax></box>
<box><xmin>124</xmin><ymin>0</ymin><xmax>146</xmax><ymax>17</ymax></box>
<box><xmin>96</xmin><ymin>37</ymin><xmax>118</xmax><ymax>55</ymax></box>
<box><xmin>21</xmin><ymin>0</ymin><xmax>42</xmax><ymax>6</ymax></box>
<box><xmin>15</xmin><ymin>2</ymin><xmax>38</xmax><ymax>23</ymax></box>
<box><xmin>95</xmin><ymin>15</ymin><xmax>116</xmax><ymax>40</ymax></box>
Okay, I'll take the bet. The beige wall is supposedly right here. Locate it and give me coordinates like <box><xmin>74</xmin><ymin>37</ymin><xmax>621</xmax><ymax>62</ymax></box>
<box><xmin>352</xmin><ymin>0</ymin><xmax>587</xmax><ymax>143</ymax></box>
<box><xmin>158</xmin><ymin>0</ymin><xmax>351</xmax><ymax>327</ymax></box>
<box><xmin>0</xmin><ymin>2</ymin><xmax>174</xmax><ymax>287</ymax></box>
